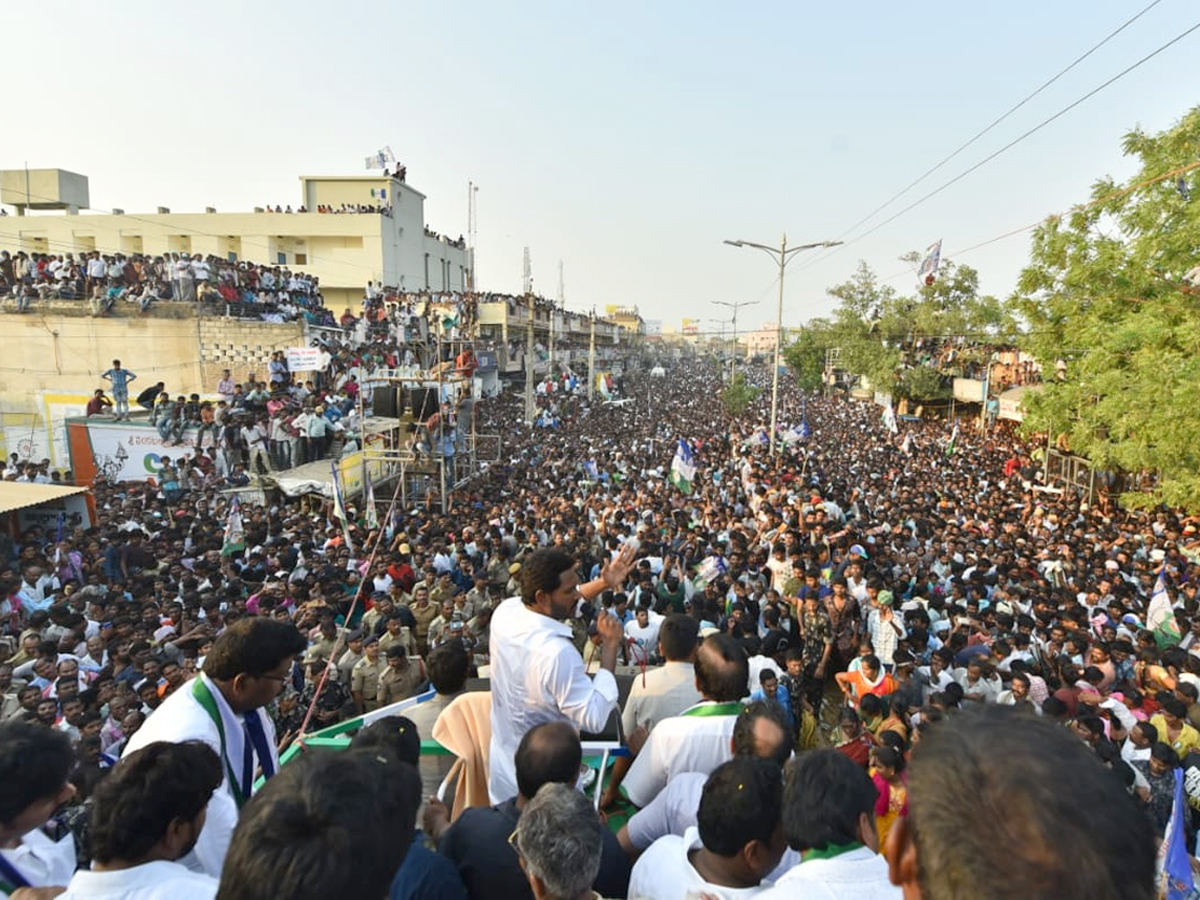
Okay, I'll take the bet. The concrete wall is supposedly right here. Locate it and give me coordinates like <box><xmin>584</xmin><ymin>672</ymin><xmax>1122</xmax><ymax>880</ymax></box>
<box><xmin>196</xmin><ymin>316</ymin><xmax>305</xmax><ymax>388</ymax></box>
<box><xmin>0</xmin><ymin>301</ymin><xmax>302</xmax><ymax>467</ymax></box>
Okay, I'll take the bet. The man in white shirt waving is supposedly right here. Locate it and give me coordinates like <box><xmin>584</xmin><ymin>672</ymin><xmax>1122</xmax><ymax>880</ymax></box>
<box><xmin>488</xmin><ymin>543</ymin><xmax>637</xmax><ymax>804</ymax></box>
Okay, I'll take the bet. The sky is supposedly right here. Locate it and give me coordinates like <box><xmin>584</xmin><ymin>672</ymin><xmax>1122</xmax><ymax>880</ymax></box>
<box><xmin>4</xmin><ymin>0</ymin><xmax>1198</xmax><ymax>334</ymax></box>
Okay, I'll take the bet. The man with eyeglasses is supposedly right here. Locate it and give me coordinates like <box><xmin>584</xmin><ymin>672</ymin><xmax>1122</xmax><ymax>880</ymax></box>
<box><xmin>123</xmin><ymin>617</ymin><xmax>306</xmax><ymax>879</ymax></box>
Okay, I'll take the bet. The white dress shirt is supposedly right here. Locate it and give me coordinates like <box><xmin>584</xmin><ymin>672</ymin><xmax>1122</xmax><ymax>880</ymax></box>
<box><xmin>123</xmin><ymin>674</ymin><xmax>279</xmax><ymax>878</ymax></box>
<box><xmin>0</xmin><ymin>827</ymin><xmax>77</xmax><ymax>893</ymax></box>
<box><xmin>58</xmin><ymin>859</ymin><xmax>218</xmax><ymax>900</ymax></box>
<box><xmin>621</xmin><ymin>661</ymin><xmax>702</xmax><ymax>736</ymax></box>
<box><xmin>756</xmin><ymin>846</ymin><xmax>900</xmax><ymax>900</ymax></box>
<box><xmin>626</xmin><ymin>772</ymin><xmax>800</xmax><ymax>882</ymax></box>
<box><xmin>488</xmin><ymin>597</ymin><xmax>618</xmax><ymax>803</ymax></box>
<box><xmin>629</xmin><ymin>827</ymin><xmax>774</xmax><ymax>899</ymax></box>
<box><xmin>622</xmin><ymin>701</ymin><xmax>739</xmax><ymax>807</ymax></box>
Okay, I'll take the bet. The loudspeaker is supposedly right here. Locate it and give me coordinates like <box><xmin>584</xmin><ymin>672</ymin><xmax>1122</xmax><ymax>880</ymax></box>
<box><xmin>409</xmin><ymin>388</ymin><xmax>439</xmax><ymax>421</ymax></box>
<box><xmin>372</xmin><ymin>387</ymin><xmax>399</xmax><ymax>418</ymax></box>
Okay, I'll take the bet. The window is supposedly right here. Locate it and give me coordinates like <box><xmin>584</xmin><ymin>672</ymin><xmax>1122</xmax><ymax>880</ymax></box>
<box><xmin>294</xmin><ymin>253</ymin><xmax>307</xmax><ymax>265</ymax></box>
<box><xmin>277</xmin><ymin>252</ymin><xmax>287</xmax><ymax>265</ymax></box>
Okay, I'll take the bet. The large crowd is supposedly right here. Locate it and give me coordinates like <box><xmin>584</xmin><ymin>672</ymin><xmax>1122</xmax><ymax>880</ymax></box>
<box><xmin>0</xmin><ymin>249</ymin><xmax>333</xmax><ymax>325</ymax></box>
<box><xmin>0</xmin><ymin>313</ymin><xmax>1189</xmax><ymax>898</ymax></box>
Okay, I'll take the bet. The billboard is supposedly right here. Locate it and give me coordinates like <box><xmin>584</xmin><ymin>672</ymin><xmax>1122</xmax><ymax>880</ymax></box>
<box><xmin>67</xmin><ymin>419</ymin><xmax>199</xmax><ymax>485</ymax></box>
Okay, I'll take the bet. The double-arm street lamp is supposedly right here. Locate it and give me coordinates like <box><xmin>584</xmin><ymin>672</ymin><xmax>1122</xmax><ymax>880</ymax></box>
<box><xmin>712</xmin><ymin>298</ymin><xmax>760</xmax><ymax>383</ymax></box>
<box><xmin>724</xmin><ymin>235</ymin><xmax>842</xmax><ymax>454</ymax></box>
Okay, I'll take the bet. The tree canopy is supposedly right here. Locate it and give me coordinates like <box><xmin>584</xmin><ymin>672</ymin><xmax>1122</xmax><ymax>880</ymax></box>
<box><xmin>1014</xmin><ymin>105</ymin><xmax>1200</xmax><ymax>508</ymax></box>
<box><xmin>795</xmin><ymin>258</ymin><xmax>1014</xmax><ymax>400</ymax></box>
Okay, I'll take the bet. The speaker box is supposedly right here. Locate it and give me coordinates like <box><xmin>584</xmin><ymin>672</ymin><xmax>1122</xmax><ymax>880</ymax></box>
<box><xmin>409</xmin><ymin>387</ymin><xmax>439</xmax><ymax>421</ymax></box>
<box><xmin>372</xmin><ymin>387</ymin><xmax>399</xmax><ymax>418</ymax></box>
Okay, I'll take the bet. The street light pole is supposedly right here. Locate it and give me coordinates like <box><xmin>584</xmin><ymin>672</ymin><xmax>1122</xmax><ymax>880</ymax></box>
<box><xmin>724</xmin><ymin>234</ymin><xmax>842</xmax><ymax>454</ymax></box>
<box><xmin>712</xmin><ymin>298</ymin><xmax>761</xmax><ymax>383</ymax></box>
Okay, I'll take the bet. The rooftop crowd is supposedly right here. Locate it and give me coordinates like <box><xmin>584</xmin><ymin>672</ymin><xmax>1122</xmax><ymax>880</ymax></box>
<box><xmin>0</xmin><ymin>317</ymin><xmax>1187</xmax><ymax>896</ymax></box>
<box><xmin>0</xmin><ymin>249</ymin><xmax>333</xmax><ymax>325</ymax></box>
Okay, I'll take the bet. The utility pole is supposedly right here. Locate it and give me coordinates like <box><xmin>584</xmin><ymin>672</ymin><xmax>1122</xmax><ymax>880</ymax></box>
<box><xmin>587</xmin><ymin>309</ymin><xmax>597</xmax><ymax>401</ymax></box>
<box><xmin>523</xmin><ymin>248</ymin><xmax>535</xmax><ymax>425</ymax></box>
<box><xmin>724</xmin><ymin>234</ymin><xmax>842</xmax><ymax>454</ymax></box>
<box><xmin>466</xmin><ymin>181</ymin><xmax>477</xmax><ymax>290</ymax></box>
<box><xmin>525</xmin><ymin>291</ymin><xmax>535</xmax><ymax>425</ymax></box>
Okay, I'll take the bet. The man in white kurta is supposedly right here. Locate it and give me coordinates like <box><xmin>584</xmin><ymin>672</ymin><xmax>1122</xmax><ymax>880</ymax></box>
<box><xmin>123</xmin><ymin>618</ymin><xmax>303</xmax><ymax>878</ymax></box>
<box><xmin>488</xmin><ymin>546</ymin><xmax>635</xmax><ymax>804</ymax></box>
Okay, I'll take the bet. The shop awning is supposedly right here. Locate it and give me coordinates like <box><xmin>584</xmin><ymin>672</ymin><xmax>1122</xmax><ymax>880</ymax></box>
<box><xmin>0</xmin><ymin>483</ymin><xmax>90</xmax><ymax>516</ymax></box>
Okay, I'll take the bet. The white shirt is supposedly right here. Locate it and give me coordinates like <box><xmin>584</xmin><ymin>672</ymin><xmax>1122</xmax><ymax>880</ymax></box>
<box><xmin>124</xmin><ymin>674</ymin><xmax>280</xmax><ymax>878</ymax></box>
<box><xmin>488</xmin><ymin>597</ymin><xmax>619</xmax><ymax>804</ymax></box>
<box><xmin>0</xmin><ymin>827</ymin><xmax>77</xmax><ymax>893</ymax></box>
<box><xmin>630</xmin><ymin>827</ymin><xmax>773</xmax><ymax>899</ymax></box>
<box><xmin>621</xmin><ymin>661</ymin><xmax>702</xmax><ymax>736</ymax></box>
<box><xmin>622</xmin><ymin>701</ymin><xmax>739</xmax><ymax>807</ymax></box>
<box><xmin>756</xmin><ymin>846</ymin><xmax>900</xmax><ymax>900</ymax></box>
<box><xmin>624</xmin><ymin>618</ymin><xmax>661</xmax><ymax>661</ymax></box>
<box><xmin>58</xmin><ymin>859</ymin><xmax>218</xmax><ymax>900</ymax></box>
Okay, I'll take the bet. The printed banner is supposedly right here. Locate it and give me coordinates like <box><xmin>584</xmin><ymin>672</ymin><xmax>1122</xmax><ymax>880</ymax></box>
<box><xmin>69</xmin><ymin>420</ymin><xmax>198</xmax><ymax>485</ymax></box>
<box><xmin>285</xmin><ymin>347</ymin><xmax>326</xmax><ymax>372</ymax></box>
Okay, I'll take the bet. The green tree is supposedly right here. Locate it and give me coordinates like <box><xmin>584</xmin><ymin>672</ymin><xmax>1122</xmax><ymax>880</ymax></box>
<box><xmin>781</xmin><ymin>319</ymin><xmax>833</xmax><ymax>392</ymax></box>
<box><xmin>817</xmin><ymin>260</ymin><xmax>1012</xmax><ymax>400</ymax></box>
<box><xmin>721</xmin><ymin>373</ymin><xmax>761</xmax><ymax>416</ymax></box>
<box><xmin>1014</xmin><ymin>106</ymin><xmax>1200</xmax><ymax>508</ymax></box>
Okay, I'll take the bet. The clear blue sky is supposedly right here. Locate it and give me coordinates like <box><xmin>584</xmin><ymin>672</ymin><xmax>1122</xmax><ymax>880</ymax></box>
<box><xmin>4</xmin><ymin>0</ymin><xmax>1197</xmax><ymax>331</ymax></box>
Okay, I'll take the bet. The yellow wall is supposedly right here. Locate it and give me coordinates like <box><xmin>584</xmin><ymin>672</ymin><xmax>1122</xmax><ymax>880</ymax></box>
<box><xmin>0</xmin><ymin>210</ymin><xmax>384</xmax><ymax>292</ymax></box>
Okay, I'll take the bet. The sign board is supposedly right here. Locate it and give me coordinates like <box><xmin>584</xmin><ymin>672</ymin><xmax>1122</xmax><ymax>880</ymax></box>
<box><xmin>67</xmin><ymin>420</ymin><xmax>199</xmax><ymax>485</ymax></box>
<box><xmin>285</xmin><ymin>346</ymin><xmax>325</xmax><ymax>372</ymax></box>
<box><xmin>16</xmin><ymin>492</ymin><xmax>92</xmax><ymax>533</ymax></box>
<box><xmin>998</xmin><ymin>386</ymin><xmax>1028</xmax><ymax>422</ymax></box>
<box><xmin>952</xmin><ymin>377</ymin><xmax>987</xmax><ymax>404</ymax></box>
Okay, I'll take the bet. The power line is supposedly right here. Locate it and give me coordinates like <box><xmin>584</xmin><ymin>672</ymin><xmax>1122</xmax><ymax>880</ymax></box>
<box><xmin>797</xmin><ymin>12</ymin><xmax>1200</xmax><ymax>275</ymax></box>
<box><xmin>825</xmin><ymin>0</ymin><xmax>1165</xmax><ymax>246</ymax></box>
<box><xmin>877</xmin><ymin>157</ymin><xmax>1200</xmax><ymax>283</ymax></box>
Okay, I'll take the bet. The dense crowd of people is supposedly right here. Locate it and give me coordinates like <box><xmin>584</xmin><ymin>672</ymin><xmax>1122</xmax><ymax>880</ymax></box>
<box><xmin>0</xmin><ymin>318</ymin><xmax>1190</xmax><ymax>897</ymax></box>
<box><xmin>0</xmin><ymin>249</ymin><xmax>333</xmax><ymax>324</ymax></box>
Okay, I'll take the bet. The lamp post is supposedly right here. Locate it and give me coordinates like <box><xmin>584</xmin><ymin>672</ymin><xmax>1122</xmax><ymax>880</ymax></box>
<box><xmin>724</xmin><ymin>235</ymin><xmax>842</xmax><ymax>454</ymax></box>
<box><xmin>712</xmin><ymin>299</ymin><xmax>760</xmax><ymax>384</ymax></box>
<box><xmin>707</xmin><ymin>318</ymin><xmax>728</xmax><ymax>370</ymax></box>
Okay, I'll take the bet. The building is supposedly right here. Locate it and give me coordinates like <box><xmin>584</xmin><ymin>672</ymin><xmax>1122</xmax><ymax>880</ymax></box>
<box><xmin>744</xmin><ymin>321</ymin><xmax>781</xmax><ymax>356</ymax></box>
<box><xmin>0</xmin><ymin>169</ymin><xmax>471</xmax><ymax>308</ymax></box>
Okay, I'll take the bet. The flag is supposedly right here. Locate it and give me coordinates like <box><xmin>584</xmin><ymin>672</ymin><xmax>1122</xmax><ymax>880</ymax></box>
<box><xmin>596</xmin><ymin>373</ymin><xmax>611</xmax><ymax>400</ymax></box>
<box><xmin>364</xmin><ymin>470</ymin><xmax>379</xmax><ymax>530</ymax></box>
<box><xmin>583</xmin><ymin>460</ymin><xmax>599</xmax><ymax>480</ymax></box>
<box><xmin>1147</xmin><ymin>568</ymin><xmax>1181</xmax><ymax>648</ymax></box>
<box><xmin>669</xmin><ymin>439</ymin><xmax>696</xmax><ymax>495</ymax></box>
<box><xmin>883</xmin><ymin>400</ymin><xmax>899</xmax><ymax>435</ymax></box>
<box><xmin>55</xmin><ymin>513</ymin><xmax>65</xmax><ymax>544</ymax></box>
<box><xmin>330</xmin><ymin>461</ymin><xmax>355</xmax><ymax>554</ymax></box>
<box><xmin>945</xmin><ymin>423</ymin><xmax>958</xmax><ymax>457</ymax></box>
<box><xmin>221</xmin><ymin>496</ymin><xmax>245</xmax><ymax>557</ymax></box>
<box><xmin>918</xmin><ymin>239</ymin><xmax>942</xmax><ymax>286</ymax></box>
<box><xmin>901</xmin><ymin>432</ymin><xmax>913</xmax><ymax>456</ymax></box>
<box><xmin>800</xmin><ymin>419</ymin><xmax>811</xmax><ymax>439</ymax></box>
<box><xmin>782</xmin><ymin>425</ymin><xmax>806</xmax><ymax>445</ymax></box>
<box><xmin>1157</xmin><ymin>769</ymin><xmax>1195</xmax><ymax>899</ymax></box>
<box><xmin>694</xmin><ymin>554</ymin><xmax>727</xmax><ymax>588</ymax></box>
<box><xmin>364</xmin><ymin>147</ymin><xmax>396</xmax><ymax>170</ymax></box>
